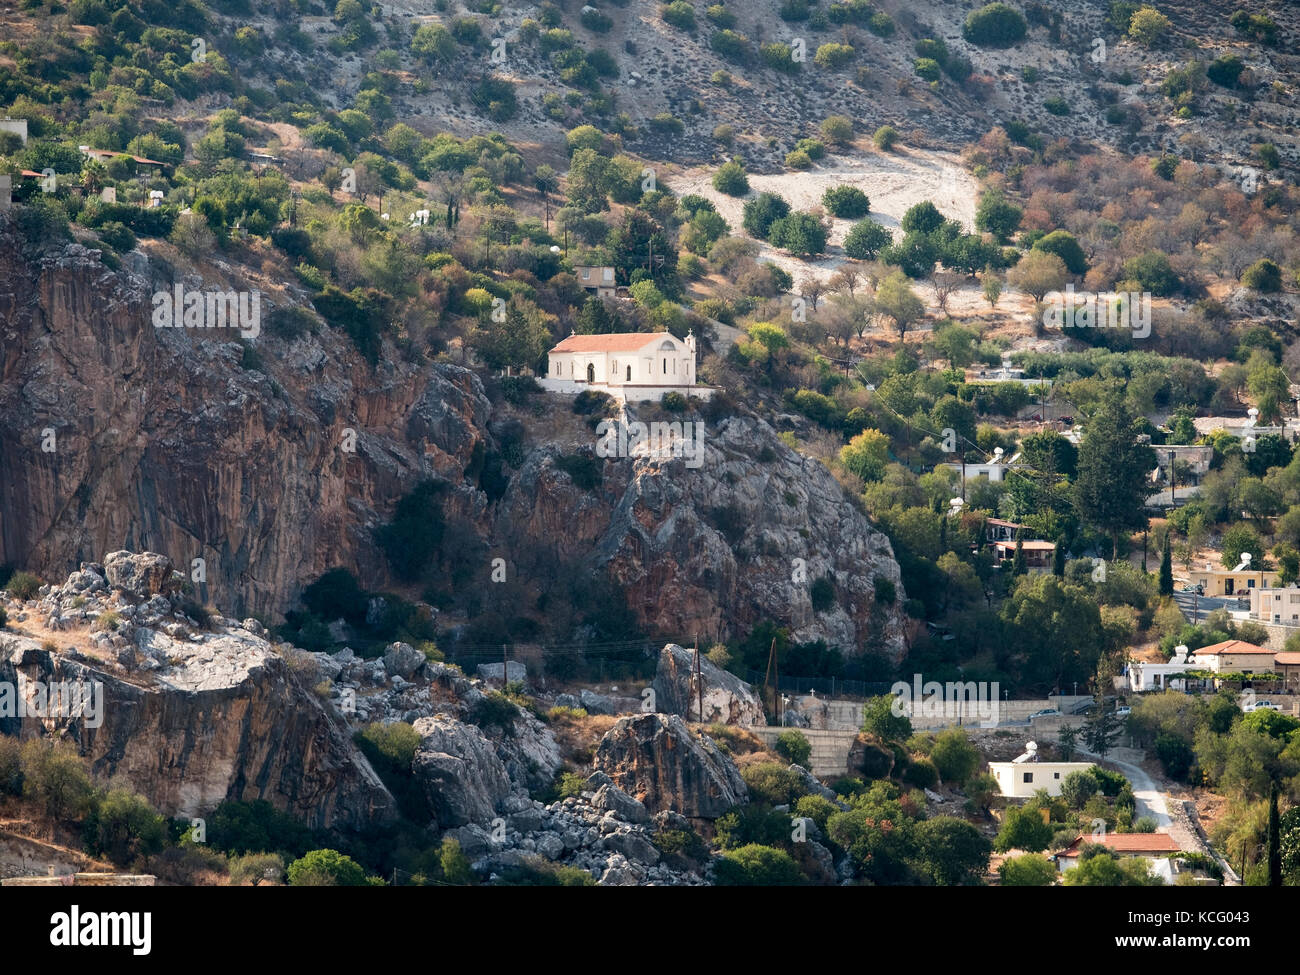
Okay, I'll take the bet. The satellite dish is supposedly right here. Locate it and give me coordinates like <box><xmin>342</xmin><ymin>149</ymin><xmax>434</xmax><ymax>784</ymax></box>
<box><xmin>1232</xmin><ymin>552</ymin><xmax>1253</xmax><ymax>573</ymax></box>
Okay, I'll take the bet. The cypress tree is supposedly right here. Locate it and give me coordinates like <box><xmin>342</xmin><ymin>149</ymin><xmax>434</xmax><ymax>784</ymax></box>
<box><xmin>1159</xmin><ymin>538</ymin><xmax>1174</xmax><ymax>596</ymax></box>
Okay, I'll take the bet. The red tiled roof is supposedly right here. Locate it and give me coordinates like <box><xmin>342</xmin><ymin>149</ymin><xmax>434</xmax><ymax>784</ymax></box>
<box><xmin>1061</xmin><ymin>833</ymin><xmax>1181</xmax><ymax>856</ymax></box>
<box><xmin>1192</xmin><ymin>640</ymin><xmax>1275</xmax><ymax>656</ymax></box>
<box><xmin>1273</xmin><ymin>652</ymin><xmax>1300</xmax><ymax>664</ymax></box>
<box><xmin>552</xmin><ymin>332</ymin><xmax>671</xmax><ymax>353</ymax></box>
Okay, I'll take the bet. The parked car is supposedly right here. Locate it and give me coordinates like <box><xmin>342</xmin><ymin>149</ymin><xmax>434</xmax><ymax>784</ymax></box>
<box><xmin>1244</xmin><ymin>700</ymin><xmax>1282</xmax><ymax>713</ymax></box>
<box><xmin>1114</xmin><ymin>706</ymin><xmax>1132</xmax><ymax>717</ymax></box>
<box><xmin>1029</xmin><ymin>708</ymin><xmax>1060</xmax><ymax>719</ymax></box>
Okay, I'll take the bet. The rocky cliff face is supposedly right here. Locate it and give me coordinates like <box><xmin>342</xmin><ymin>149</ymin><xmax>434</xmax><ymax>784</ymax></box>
<box><xmin>0</xmin><ymin>221</ymin><xmax>906</xmax><ymax>657</ymax></box>
<box><xmin>592</xmin><ymin>713</ymin><xmax>748</xmax><ymax>819</ymax></box>
<box><xmin>499</xmin><ymin>414</ymin><xmax>908</xmax><ymax>658</ymax></box>
<box><xmin>0</xmin><ymin>556</ymin><xmax>394</xmax><ymax>831</ymax></box>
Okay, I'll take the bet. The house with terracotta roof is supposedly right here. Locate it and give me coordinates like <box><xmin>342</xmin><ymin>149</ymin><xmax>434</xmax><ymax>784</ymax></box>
<box><xmin>1186</xmin><ymin>640</ymin><xmax>1277</xmax><ymax>675</ymax></box>
<box><xmin>1055</xmin><ymin>832</ymin><xmax>1182</xmax><ymax>874</ymax></box>
<box><xmin>540</xmin><ymin>330</ymin><xmax>714</xmax><ymax>403</ymax></box>
<box><xmin>1274</xmin><ymin>651</ymin><xmax>1300</xmax><ymax>689</ymax></box>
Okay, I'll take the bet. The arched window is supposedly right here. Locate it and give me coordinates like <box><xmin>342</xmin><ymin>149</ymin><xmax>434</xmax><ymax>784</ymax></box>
<box><xmin>587</xmin><ymin>362</ymin><xmax>596</xmax><ymax>383</ymax></box>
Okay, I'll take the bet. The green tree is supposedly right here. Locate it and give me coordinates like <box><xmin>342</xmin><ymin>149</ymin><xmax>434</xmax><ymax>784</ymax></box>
<box><xmin>1063</xmin><ymin>849</ymin><xmax>1164</xmax><ymax>885</ymax></box>
<box><xmin>1083</xmin><ymin>702</ymin><xmax>1123</xmax><ymax>760</ymax></box>
<box><xmin>20</xmin><ymin>739</ymin><xmax>95</xmax><ymax>823</ymax></box>
<box><xmin>469</xmin><ymin>296</ymin><xmax>553</xmax><ymax>373</ymax></box>
<box><xmin>999</xmin><ymin>853</ymin><xmax>1058</xmax><ymax>885</ymax></box>
<box><xmin>1073</xmin><ymin>393</ymin><xmax>1156</xmax><ymax>556</ymax></box>
<box><xmin>1032</xmin><ymin>230</ymin><xmax>1088</xmax><ymax>275</ymax></box>
<box><xmin>1220</xmin><ymin>523</ymin><xmax>1262</xmax><ymax>569</ymax></box>
<box><xmin>915</xmin><ymin>817</ymin><xmax>991</xmax><ymax>885</ymax></box>
<box><xmin>713</xmin><ymin>844</ymin><xmax>805</xmax><ymax>885</ymax></box>
<box><xmin>1060</xmin><ymin>769</ymin><xmax>1099</xmax><ymax>808</ymax></box>
<box><xmin>775</xmin><ymin>730</ymin><xmax>812</xmax><ymax>767</ymax></box>
<box><xmin>843</xmin><ymin>219</ymin><xmax>892</xmax><ymax>260</ymax></box>
<box><xmin>1268</xmin><ymin>781</ymin><xmax>1282</xmax><ymax>887</ymax></box>
<box><xmin>85</xmin><ymin>788</ymin><xmax>167</xmax><ymax>865</ymax></box>
<box><xmin>769</xmin><ymin>212</ymin><xmax>830</xmax><ymax>257</ymax></box>
<box><xmin>860</xmin><ymin>693</ymin><xmax>912</xmax><ymax>741</ymax></box>
<box><xmin>930</xmin><ymin>728</ymin><xmax>980</xmax><ymax>785</ymax></box>
<box><xmin>1127</xmin><ymin>6</ymin><xmax>1171</xmax><ymax>46</ymax></box>
<box><xmin>713</xmin><ymin>159</ymin><xmax>749</xmax><ymax>196</ymax></box>
<box><xmin>822</xmin><ymin>185</ymin><xmax>870</xmax><ymax>218</ymax></box>
<box><xmin>1159</xmin><ymin>539</ymin><xmax>1174</xmax><ymax>595</ymax></box>
<box><xmin>741</xmin><ymin>191</ymin><xmax>790</xmax><ymax>239</ymax></box>
<box><xmin>1057</xmin><ymin>722</ymin><xmax>1078</xmax><ymax>759</ymax></box>
<box><xmin>975</xmin><ymin>189</ymin><xmax>1022</xmax><ymax>242</ymax></box>
<box><xmin>1011</xmin><ymin>538</ymin><xmax>1027</xmax><ymax>577</ymax></box>
<box><xmin>874</xmin><ymin>270</ymin><xmax>925</xmax><ymax>339</ymax></box>
<box><xmin>963</xmin><ymin>2</ymin><xmax>1028</xmax><ymax>47</ymax></box>
<box><xmin>994</xmin><ymin>804</ymin><xmax>1053</xmax><ymax>852</ymax></box>
<box><xmin>288</xmin><ymin>849</ymin><xmax>368</xmax><ymax>886</ymax></box>
<box><xmin>840</xmin><ymin>429</ymin><xmax>892</xmax><ymax>483</ymax></box>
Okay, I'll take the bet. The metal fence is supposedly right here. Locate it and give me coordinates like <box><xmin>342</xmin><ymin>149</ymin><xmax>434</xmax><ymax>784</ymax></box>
<box><xmin>745</xmin><ymin>670</ymin><xmax>893</xmax><ymax>700</ymax></box>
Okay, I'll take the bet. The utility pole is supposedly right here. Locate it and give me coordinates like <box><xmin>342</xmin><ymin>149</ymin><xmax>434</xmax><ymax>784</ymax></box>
<box><xmin>764</xmin><ymin>637</ymin><xmax>778</xmax><ymax>727</ymax></box>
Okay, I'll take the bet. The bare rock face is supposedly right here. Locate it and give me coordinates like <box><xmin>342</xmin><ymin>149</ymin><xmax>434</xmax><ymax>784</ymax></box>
<box><xmin>592</xmin><ymin>713</ymin><xmax>748</xmax><ymax>819</ymax></box>
<box><xmin>0</xmin><ymin>227</ymin><xmax>907</xmax><ymax>656</ymax></box>
<box><xmin>103</xmin><ymin>551</ymin><xmax>179</xmax><ymax>598</ymax></box>
<box><xmin>410</xmin><ymin>715</ymin><xmax>516</xmax><ymax>829</ymax></box>
<box><xmin>498</xmin><ymin>413</ymin><xmax>909</xmax><ymax>660</ymax></box>
<box><xmin>0</xmin><ymin>631</ymin><xmax>393</xmax><ymax>832</ymax></box>
<box><xmin>651</xmin><ymin>643</ymin><xmax>765</xmax><ymax>726</ymax></box>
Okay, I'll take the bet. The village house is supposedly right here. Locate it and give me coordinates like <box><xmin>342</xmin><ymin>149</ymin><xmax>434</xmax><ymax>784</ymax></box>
<box><xmin>1273</xmin><ymin>652</ymin><xmax>1300</xmax><ymax>693</ymax></box>
<box><xmin>1127</xmin><ymin>645</ymin><xmax>1191</xmax><ymax>693</ymax></box>
<box><xmin>539</xmin><ymin>330</ymin><xmax>714</xmax><ymax>403</ymax></box>
<box><xmin>1187</xmin><ymin>561</ymin><xmax>1281</xmax><ymax>597</ymax></box>
<box><xmin>1249</xmin><ymin>584</ymin><xmax>1300</xmax><ymax>625</ymax></box>
<box><xmin>942</xmin><ymin>447</ymin><xmax>1023</xmax><ymax>485</ymax></box>
<box><xmin>573</xmin><ymin>265</ymin><xmax>617</xmax><ymax>298</ymax></box>
<box><xmin>994</xmin><ymin>539</ymin><xmax>1056</xmax><ymax>573</ymax></box>
<box><xmin>1186</xmin><ymin>640</ymin><xmax>1276</xmax><ymax>675</ymax></box>
<box><xmin>1054</xmin><ymin>833</ymin><xmax>1182</xmax><ymax>876</ymax></box>
<box><xmin>79</xmin><ymin>146</ymin><xmax>169</xmax><ymax>176</ymax></box>
<box><xmin>987</xmin><ymin>742</ymin><xmax>1095</xmax><ymax>798</ymax></box>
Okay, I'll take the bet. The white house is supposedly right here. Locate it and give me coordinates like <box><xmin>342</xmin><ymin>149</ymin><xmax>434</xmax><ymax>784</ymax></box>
<box><xmin>1127</xmin><ymin>645</ymin><xmax>1190</xmax><ymax>693</ymax></box>
<box><xmin>987</xmin><ymin>742</ymin><xmax>1095</xmax><ymax>798</ymax></box>
<box><xmin>942</xmin><ymin>447</ymin><xmax>1023</xmax><ymax>484</ymax></box>
<box><xmin>539</xmin><ymin>330</ymin><xmax>714</xmax><ymax>403</ymax></box>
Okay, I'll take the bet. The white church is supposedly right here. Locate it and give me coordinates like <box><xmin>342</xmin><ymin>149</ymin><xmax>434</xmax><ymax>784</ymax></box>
<box><xmin>539</xmin><ymin>330</ymin><xmax>714</xmax><ymax>403</ymax></box>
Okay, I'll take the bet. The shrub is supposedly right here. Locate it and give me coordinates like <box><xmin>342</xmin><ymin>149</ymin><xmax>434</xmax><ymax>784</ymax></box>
<box><xmin>843</xmin><ymin>219</ymin><xmax>892</xmax><ymax>260</ymax></box>
<box><xmin>963</xmin><ymin>3</ymin><xmax>1028</xmax><ymax>47</ymax></box>
<box><xmin>5</xmin><ymin>571</ymin><xmax>42</xmax><ymax>600</ymax></box>
<box><xmin>1242</xmin><ymin>258</ymin><xmax>1282</xmax><ymax>293</ymax></box>
<box><xmin>287</xmin><ymin>849</ymin><xmax>368</xmax><ymax>886</ymax></box>
<box><xmin>902</xmin><ymin>756</ymin><xmax>939</xmax><ymax>788</ymax></box>
<box><xmin>768</xmin><ymin>212</ymin><xmax>829</xmax><ymax>257</ymax></box>
<box><xmin>823</xmin><ymin>185</ymin><xmax>870</xmax><ymax>218</ymax></box>
<box><xmin>1061</xmin><ymin>769</ymin><xmax>1099</xmax><ymax>808</ymax></box>
<box><xmin>1126</xmin><ymin>6</ymin><xmax>1170</xmax><ymax>46</ymax></box>
<box><xmin>999</xmin><ymin>853</ymin><xmax>1058</xmax><ymax>885</ymax></box>
<box><xmin>742</xmin><ymin>192</ymin><xmax>791</xmax><ymax>239</ymax></box>
<box><xmin>760</xmin><ymin>42</ymin><xmax>801</xmax><ymax>73</ymax></box>
<box><xmin>742</xmin><ymin>762</ymin><xmax>809</xmax><ymax>805</ymax></box>
<box><xmin>713</xmin><ymin>844</ymin><xmax>805</xmax><ymax>885</ymax></box>
<box><xmin>712</xmin><ymin>159</ymin><xmax>749</xmax><ymax>196</ymax></box>
<box><xmin>710</xmin><ymin>28</ymin><xmax>751</xmax><ymax>62</ymax></box>
<box><xmin>785</xmin><ymin>149</ymin><xmax>812</xmax><ymax>170</ymax></box>
<box><xmin>1043</xmin><ymin>96</ymin><xmax>1070</xmax><ymax>115</ymax></box>
<box><xmin>914</xmin><ymin>57</ymin><xmax>941</xmax><ymax>82</ymax></box>
<box><xmin>775</xmin><ymin>730</ymin><xmax>812</xmax><ymax>766</ymax></box>
<box><xmin>930</xmin><ymin>728</ymin><xmax>980</xmax><ymax>785</ymax></box>
<box><xmin>661</xmin><ymin>1</ymin><xmax>696</xmax><ymax>31</ymax></box>
<box><xmin>820</xmin><ymin>115</ymin><xmax>854</xmax><ymax>146</ymax></box>
<box><xmin>814</xmin><ymin>42</ymin><xmax>855</xmax><ymax>70</ymax></box>
<box><xmin>872</xmin><ymin>125</ymin><xmax>899</xmax><ymax>150</ymax></box>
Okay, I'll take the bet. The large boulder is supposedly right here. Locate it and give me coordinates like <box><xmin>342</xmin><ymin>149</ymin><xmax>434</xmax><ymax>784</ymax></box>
<box><xmin>411</xmin><ymin>715</ymin><xmax>514</xmax><ymax>829</ymax></box>
<box><xmin>103</xmin><ymin>551</ymin><xmax>179</xmax><ymax>598</ymax></box>
<box><xmin>651</xmin><ymin>643</ymin><xmax>765</xmax><ymax>726</ymax></box>
<box><xmin>382</xmin><ymin>641</ymin><xmax>425</xmax><ymax>679</ymax></box>
<box><xmin>592</xmin><ymin>713</ymin><xmax>748</xmax><ymax>819</ymax></box>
